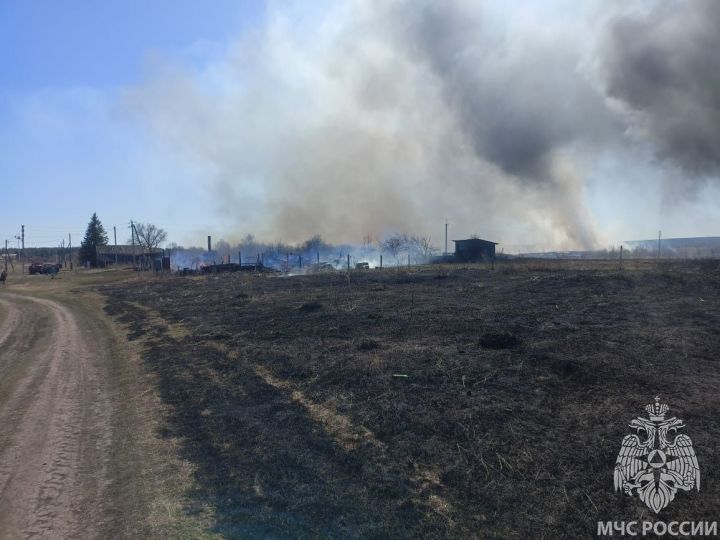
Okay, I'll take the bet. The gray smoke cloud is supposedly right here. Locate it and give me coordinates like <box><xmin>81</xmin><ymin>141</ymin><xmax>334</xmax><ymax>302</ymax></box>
<box><xmin>602</xmin><ymin>0</ymin><xmax>720</xmax><ymax>178</ymax></box>
<box><xmin>381</xmin><ymin>0</ymin><xmax>618</xmax><ymax>248</ymax></box>
<box><xmin>391</xmin><ymin>1</ymin><xmax>615</xmax><ymax>179</ymax></box>
<box><xmin>125</xmin><ymin>1</ymin><xmax>720</xmax><ymax>250</ymax></box>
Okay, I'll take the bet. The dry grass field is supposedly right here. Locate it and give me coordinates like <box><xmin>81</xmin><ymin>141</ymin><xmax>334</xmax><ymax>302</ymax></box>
<box><xmin>99</xmin><ymin>260</ymin><xmax>720</xmax><ymax>538</ymax></box>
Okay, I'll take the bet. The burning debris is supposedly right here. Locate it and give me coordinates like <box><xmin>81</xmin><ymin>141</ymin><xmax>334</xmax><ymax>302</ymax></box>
<box><xmin>167</xmin><ymin>230</ymin><xmax>498</xmax><ymax>277</ymax></box>
<box><xmin>168</xmin><ymin>234</ymin><xmax>388</xmax><ymax>276</ymax></box>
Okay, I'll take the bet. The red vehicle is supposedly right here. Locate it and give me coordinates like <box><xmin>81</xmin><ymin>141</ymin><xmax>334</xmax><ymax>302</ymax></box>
<box><xmin>29</xmin><ymin>262</ymin><xmax>61</xmax><ymax>275</ymax></box>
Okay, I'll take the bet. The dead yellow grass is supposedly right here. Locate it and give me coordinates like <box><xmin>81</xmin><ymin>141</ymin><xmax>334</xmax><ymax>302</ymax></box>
<box><xmin>253</xmin><ymin>364</ymin><xmax>381</xmax><ymax>453</ymax></box>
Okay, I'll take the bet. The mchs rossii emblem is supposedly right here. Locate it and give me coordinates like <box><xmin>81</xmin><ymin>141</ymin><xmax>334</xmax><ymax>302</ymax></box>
<box><xmin>614</xmin><ymin>398</ymin><xmax>700</xmax><ymax>513</ymax></box>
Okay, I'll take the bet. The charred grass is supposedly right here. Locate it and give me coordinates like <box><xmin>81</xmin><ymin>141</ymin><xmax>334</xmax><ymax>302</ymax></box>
<box><xmin>100</xmin><ymin>260</ymin><xmax>720</xmax><ymax>538</ymax></box>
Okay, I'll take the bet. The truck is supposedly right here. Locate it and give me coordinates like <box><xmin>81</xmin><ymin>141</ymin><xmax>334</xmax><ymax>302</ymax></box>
<box><xmin>29</xmin><ymin>262</ymin><xmax>62</xmax><ymax>275</ymax></box>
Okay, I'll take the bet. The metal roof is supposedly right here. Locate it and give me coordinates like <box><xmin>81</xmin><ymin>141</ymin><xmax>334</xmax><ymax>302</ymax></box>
<box><xmin>452</xmin><ymin>238</ymin><xmax>498</xmax><ymax>245</ymax></box>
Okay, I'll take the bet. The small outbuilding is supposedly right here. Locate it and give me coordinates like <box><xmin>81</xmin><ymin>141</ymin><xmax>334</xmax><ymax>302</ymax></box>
<box><xmin>453</xmin><ymin>238</ymin><xmax>497</xmax><ymax>262</ymax></box>
<box><xmin>97</xmin><ymin>245</ymin><xmax>164</xmax><ymax>267</ymax></box>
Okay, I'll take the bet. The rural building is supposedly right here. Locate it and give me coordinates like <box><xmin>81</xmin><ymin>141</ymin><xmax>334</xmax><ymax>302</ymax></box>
<box><xmin>453</xmin><ymin>238</ymin><xmax>497</xmax><ymax>262</ymax></box>
<box><xmin>97</xmin><ymin>245</ymin><xmax>163</xmax><ymax>266</ymax></box>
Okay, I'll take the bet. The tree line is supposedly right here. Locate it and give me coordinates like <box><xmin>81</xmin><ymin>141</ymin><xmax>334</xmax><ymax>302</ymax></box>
<box><xmin>78</xmin><ymin>213</ymin><xmax>167</xmax><ymax>267</ymax></box>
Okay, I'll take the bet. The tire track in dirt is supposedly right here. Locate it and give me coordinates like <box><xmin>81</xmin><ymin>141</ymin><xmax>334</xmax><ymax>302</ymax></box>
<box><xmin>0</xmin><ymin>298</ymin><xmax>53</xmax><ymax>420</ymax></box>
<box><xmin>0</xmin><ymin>293</ymin><xmax>113</xmax><ymax>539</ymax></box>
<box><xmin>0</xmin><ymin>298</ymin><xmax>20</xmax><ymax>348</ymax></box>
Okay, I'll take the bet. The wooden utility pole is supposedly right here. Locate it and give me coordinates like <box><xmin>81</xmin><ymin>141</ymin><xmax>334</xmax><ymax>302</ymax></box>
<box><xmin>620</xmin><ymin>245</ymin><xmax>623</xmax><ymax>270</ymax></box>
<box><xmin>658</xmin><ymin>230</ymin><xmax>662</xmax><ymax>259</ymax></box>
<box><xmin>131</xmin><ymin>221</ymin><xmax>136</xmax><ymax>269</ymax></box>
<box><xmin>4</xmin><ymin>239</ymin><xmax>7</xmax><ymax>271</ymax></box>
<box><xmin>68</xmin><ymin>233</ymin><xmax>72</xmax><ymax>269</ymax></box>
<box><xmin>444</xmin><ymin>219</ymin><xmax>448</xmax><ymax>256</ymax></box>
<box><xmin>21</xmin><ymin>225</ymin><xmax>25</xmax><ymax>274</ymax></box>
<box><xmin>114</xmin><ymin>226</ymin><xmax>118</xmax><ymax>267</ymax></box>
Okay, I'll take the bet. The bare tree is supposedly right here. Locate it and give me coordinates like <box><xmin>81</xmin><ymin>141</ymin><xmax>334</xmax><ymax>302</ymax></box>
<box><xmin>361</xmin><ymin>234</ymin><xmax>374</xmax><ymax>259</ymax></box>
<box><xmin>379</xmin><ymin>233</ymin><xmax>408</xmax><ymax>264</ymax></box>
<box><xmin>301</xmin><ymin>234</ymin><xmax>330</xmax><ymax>253</ymax></box>
<box><xmin>408</xmin><ymin>235</ymin><xmax>436</xmax><ymax>262</ymax></box>
<box><xmin>133</xmin><ymin>222</ymin><xmax>168</xmax><ymax>252</ymax></box>
<box><xmin>241</xmin><ymin>234</ymin><xmax>256</xmax><ymax>248</ymax></box>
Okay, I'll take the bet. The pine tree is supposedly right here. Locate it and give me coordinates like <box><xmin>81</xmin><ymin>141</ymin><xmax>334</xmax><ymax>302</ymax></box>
<box><xmin>78</xmin><ymin>213</ymin><xmax>109</xmax><ymax>267</ymax></box>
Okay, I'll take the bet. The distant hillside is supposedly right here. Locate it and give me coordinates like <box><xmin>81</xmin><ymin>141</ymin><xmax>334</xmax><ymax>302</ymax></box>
<box><xmin>623</xmin><ymin>236</ymin><xmax>720</xmax><ymax>257</ymax></box>
<box><xmin>511</xmin><ymin>237</ymin><xmax>720</xmax><ymax>259</ymax></box>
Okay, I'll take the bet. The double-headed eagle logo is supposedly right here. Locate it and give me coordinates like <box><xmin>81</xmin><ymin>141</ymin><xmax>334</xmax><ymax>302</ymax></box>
<box><xmin>614</xmin><ymin>397</ymin><xmax>700</xmax><ymax>513</ymax></box>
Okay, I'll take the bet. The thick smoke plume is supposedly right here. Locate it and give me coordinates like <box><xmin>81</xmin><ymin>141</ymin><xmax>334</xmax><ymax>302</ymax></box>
<box><xmin>602</xmin><ymin>0</ymin><xmax>720</xmax><ymax>179</ymax></box>
<box><xmin>126</xmin><ymin>1</ymin><xmax>720</xmax><ymax>250</ymax></box>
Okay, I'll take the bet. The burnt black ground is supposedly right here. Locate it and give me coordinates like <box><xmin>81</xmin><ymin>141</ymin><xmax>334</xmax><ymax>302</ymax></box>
<box><xmin>100</xmin><ymin>260</ymin><xmax>720</xmax><ymax>538</ymax></box>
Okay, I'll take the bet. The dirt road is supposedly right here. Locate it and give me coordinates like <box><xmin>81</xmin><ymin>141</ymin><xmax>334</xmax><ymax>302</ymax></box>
<box><xmin>0</xmin><ymin>291</ymin><xmax>114</xmax><ymax>539</ymax></box>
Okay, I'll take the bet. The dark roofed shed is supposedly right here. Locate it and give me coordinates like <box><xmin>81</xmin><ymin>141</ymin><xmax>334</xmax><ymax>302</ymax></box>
<box><xmin>453</xmin><ymin>238</ymin><xmax>497</xmax><ymax>262</ymax></box>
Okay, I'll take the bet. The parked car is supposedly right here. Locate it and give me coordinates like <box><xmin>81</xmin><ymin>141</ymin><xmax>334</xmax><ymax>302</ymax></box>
<box><xmin>29</xmin><ymin>262</ymin><xmax>61</xmax><ymax>275</ymax></box>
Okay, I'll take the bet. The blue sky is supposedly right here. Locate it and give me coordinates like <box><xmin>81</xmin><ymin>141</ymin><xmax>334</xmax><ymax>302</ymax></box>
<box><xmin>0</xmin><ymin>1</ymin><xmax>259</xmax><ymax>90</ymax></box>
<box><xmin>0</xmin><ymin>0</ymin><xmax>263</xmax><ymax>248</ymax></box>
